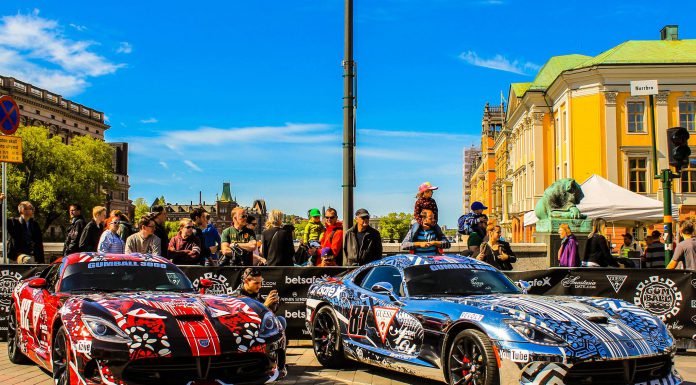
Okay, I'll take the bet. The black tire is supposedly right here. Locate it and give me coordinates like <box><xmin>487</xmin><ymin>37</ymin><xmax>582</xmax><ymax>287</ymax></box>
<box><xmin>7</xmin><ymin>303</ymin><xmax>29</xmax><ymax>364</ymax></box>
<box><xmin>447</xmin><ymin>329</ymin><xmax>499</xmax><ymax>385</ymax></box>
<box><xmin>52</xmin><ymin>326</ymin><xmax>71</xmax><ymax>385</ymax></box>
<box><xmin>311</xmin><ymin>306</ymin><xmax>346</xmax><ymax>368</ymax></box>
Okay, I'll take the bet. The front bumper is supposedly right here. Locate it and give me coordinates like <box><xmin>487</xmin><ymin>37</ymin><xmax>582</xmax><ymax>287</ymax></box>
<box><xmin>78</xmin><ymin>334</ymin><xmax>286</xmax><ymax>385</ymax></box>
<box><xmin>495</xmin><ymin>341</ymin><xmax>682</xmax><ymax>385</ymax></box>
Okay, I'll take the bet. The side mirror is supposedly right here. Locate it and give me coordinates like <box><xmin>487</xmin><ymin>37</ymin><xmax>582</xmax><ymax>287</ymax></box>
<box><xmin>371</xmin><ymin>282</ymin><xmax>394</xmax><ymax>295</ymax></box>
<box><xmin>516</xmin><ymin>280</ymin><xmax>531</xmax><ymax>294</ymax></box>
<box><xmin>28</xmin><ymin>278</ymin><xmax>47</xmax><ymax>289</ymax></box>
<box><xmin>371</xmin><ymin>282</ymin><xmax>403</xmax><ymax>304</ymax></box>
<box><xmin>199</xmin><ymin>279</ymin><xmax>213</xmax><ymax>294</ymax></box>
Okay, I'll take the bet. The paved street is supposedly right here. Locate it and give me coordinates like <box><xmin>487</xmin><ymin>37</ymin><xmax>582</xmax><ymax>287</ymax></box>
<box><xmin>0</xmin><ymin>340</ymin><xmax>695</xmax><ymax>385</ymax></box>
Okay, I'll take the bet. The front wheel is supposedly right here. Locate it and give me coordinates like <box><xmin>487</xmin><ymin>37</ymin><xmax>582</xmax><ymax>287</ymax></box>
<box><xmin>7</xmin><ymin>303</ymin><xmax>29</xmax><ymax>364</ymax></box>
<box><xmin>311</xmin><ymin>306</ymin><xmax>346</xmax><ymax>368</ymax></box>
<box><xmin>447</xmin><ymin>329</ymin><xmax>499</xmax><ymax>385</ymax></box>
<box><xmin>52</xmin><ymin>326</ymin><xmax>73</xmax><ymax>385</ymax></box>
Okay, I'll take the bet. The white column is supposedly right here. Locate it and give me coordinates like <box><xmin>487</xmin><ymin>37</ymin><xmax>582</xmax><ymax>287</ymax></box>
<box><xmin>656</xmin><ymin>90</ymin><xmax>670</xmax><ymax>171</ymax></box>
<box><xmin>532</xmin><ymin>112</ymin><xmax>546</xmax><ymax>197</ymax></box>
<box><xmin>604</xmin><ymin>91</ymin><xmax>619</xmax><ymax>183</ymax></box>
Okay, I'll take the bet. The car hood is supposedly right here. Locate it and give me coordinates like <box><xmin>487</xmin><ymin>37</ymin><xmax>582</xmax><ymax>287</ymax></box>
<box><xmin>76</xmin><ymin>292</ymin><xmax>278</xmax><ymax>358</ymax></box>
<box><xmin>445</xmin><ymin>294</ymin><xmax>674</xmax><ymax>358</ymax></box>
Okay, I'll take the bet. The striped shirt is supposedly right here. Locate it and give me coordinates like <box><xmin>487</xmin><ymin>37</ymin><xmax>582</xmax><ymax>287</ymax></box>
<box><xmin>643</xmin><ymin>242</ymin><xmax>665</xmax><ymax>268</ymax></box>
<box><xmin>98</xmin><ymin>231</ymin><xmax>125</xmax><ymax>254</ymax></box>
<box><xmin>414</xmin><ymin>228</ymin><xmax>438</xmax><ymax>255</ymax></box>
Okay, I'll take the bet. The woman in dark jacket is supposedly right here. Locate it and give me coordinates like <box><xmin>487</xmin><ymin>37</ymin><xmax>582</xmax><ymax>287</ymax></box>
<box><xmin>558</xmin><ymin>223</ymin><xmax>580</xmax><ymax>267</ymax></box>
<box><xmin>582</xmin><ymin>217</ymin><xmax>618</xmax><ymax>267</ymax></box>
<box><xmin>261</xmin><ymin>210</ymin><xmax>296</xmax><ymax>266</ymax></box>
<box><xmin>78</xmin><ymin>206</ymin><xmax>106</xmax><ymax>252</ymax></box>
<box><xmin>477</xmin><ymin>224</ymin><xmax>516</xmax><ymax>271</ymax></box>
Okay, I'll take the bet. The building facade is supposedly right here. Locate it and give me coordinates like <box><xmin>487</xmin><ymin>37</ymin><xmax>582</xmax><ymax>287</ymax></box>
<box><xmin>160</xmin><ymin>183</ymin><xmax>268</xmax><ymax>236</ymax></box>
<box><xmin>462</xmin><ymin>145</ymin><xmax>481</xmax><ymax>213</ymax></box>
<box><xmin>470</xmin><ymin>26</ymin><xmax>696</xmax><ymax>242</ymax></box>
<box><xmin>467</xmin><ymin>103</ymin><xmax>505</xmax><ymax>217</ymax></box>
<box><xmin>0</xmin><ymin>75</ymin><xmax>131</xmax><ymax>216</ymax></box>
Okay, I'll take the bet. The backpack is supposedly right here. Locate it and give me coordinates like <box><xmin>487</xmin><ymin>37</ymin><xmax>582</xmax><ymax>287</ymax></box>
<box><xmin>457</xmin><ymin>212</ymin><xmax>479</xmax><ymax>235</ymax></box>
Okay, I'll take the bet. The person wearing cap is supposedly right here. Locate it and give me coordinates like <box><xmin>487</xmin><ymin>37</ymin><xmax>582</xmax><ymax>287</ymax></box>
<box><xmin>344</xmin><ymin>208</ymin><xmax>383</xmax><ymax>266</ymax></box>
<box><xmin>98</xmin><ymin>216</ymin><xmax>126</xmax><ymax>254</ymax></box>
<box><xmin>317</xmin><ymin>247</ymin><xmax>337</xmax><ymax>266</ymax></box>
<box><xmin>401</xmin><ymin>209</ymin><xmax>450</xmax><ymax>255</ymax></box>
<box><xmin>303</xmin><ymin>208</ymin><xmax>325</xmax><ymax>245</ymax></box>
<box><xmin>467</xmin><ymin>214</ymin><xmax>488</xmax><ymax>257</ymax></box>
<box><xmin>414</xmin><ymin>182</ymin><xmax>439</xmax><ymax>225</ymax></box>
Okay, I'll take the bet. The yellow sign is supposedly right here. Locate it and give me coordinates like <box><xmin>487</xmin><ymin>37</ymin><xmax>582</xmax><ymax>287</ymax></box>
<box><xmin>0</xmin><ymin>136</ymin><xmax>22</xmax><ymax>163</ymax></box>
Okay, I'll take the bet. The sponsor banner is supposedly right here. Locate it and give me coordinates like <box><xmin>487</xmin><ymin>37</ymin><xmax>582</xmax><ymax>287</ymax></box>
<box><xmin>1</xmin><ymin>265</ymin><xmax>694</xmax><ymax>341</ymax></box>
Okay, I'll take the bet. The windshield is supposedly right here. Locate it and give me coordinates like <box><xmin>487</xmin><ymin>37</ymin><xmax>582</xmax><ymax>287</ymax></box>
<box><xmin>405</xmin><ymin>264</ymin><xmax>520</xmax><ymax>296</ymax></box>
<box><xmin>60</xmin><ymin>261</ymin><xmax>194</xmax><ymax>293</ymax></box>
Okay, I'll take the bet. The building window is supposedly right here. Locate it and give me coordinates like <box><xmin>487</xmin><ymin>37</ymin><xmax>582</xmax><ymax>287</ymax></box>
<box><xmin>73</xmin><ymin>123</ymin><xmax>78</xmax><ymax>128</ymax></box>
<box><xmin>627</xmin><ymin>101</ymin><xmax>645</xmax><ymax>133</ymax></box>
<box><xmin>96</xmin><ymin>130</ymin><xmax>100</xmax><ymax>135</ymax></box>
<box><xmin>680</xmin><ymin>101</ymin><xmax>695</xmax><ymax>131</ymax></box>
<box><xmin>62</xmin><ymin>119</ymin><xmax>66</xmax><ymax>124</ymax></box>
<box><xmin>50</xmin><ymin>115</ymin><xmax>55</xmax><ymax>119</ymax></box>
<box><xmin>35</xmin><ymin>109</ymin><xmax>40</xmax><ymax>114</ymax></box>
<box><xmin>628</xmin><ymin>157</ymin><xmax>647</xmax><ymax>193</ymax></box>
<box><xmin>681</xmin><ymin>158</ymin><xmax>696</xmax><ymax>193</ymax></box>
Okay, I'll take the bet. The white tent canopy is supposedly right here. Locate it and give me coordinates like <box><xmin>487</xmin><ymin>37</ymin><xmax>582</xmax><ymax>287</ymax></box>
<box><xmin>524</xmin><ymin>174</ymin><xmax>678</xmax><ymax>226</ymax></box>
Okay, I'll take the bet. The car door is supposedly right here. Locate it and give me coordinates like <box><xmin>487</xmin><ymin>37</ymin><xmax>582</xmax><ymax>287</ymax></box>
<box><xmin>27</xmin><ymin>264</ymin><xmax>62</xmax><ymax>362</ymax></box>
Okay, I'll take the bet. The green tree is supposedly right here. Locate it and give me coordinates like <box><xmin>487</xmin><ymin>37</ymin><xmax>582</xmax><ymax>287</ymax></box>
<box><xmin>133</xmin><ymin>197</ymin><xmax>150</xmax><ymax>220</ymax></box>
<box><xmin>379</xmin><ymin>212</ymin><xmax>411</xmax><ymax>242</ymax></box>
<box><xmin>7</xmin><ymin>126</ymin><xmax>115</xmax><ymax>231</ymax></box>
<box><xmin>294</xmin><ymin>219</ymin><xmax>310</xmax><ymax>241</ymax></box>
<box><xmin>165</xmin><ymin>221</ymin><xmax>179</xmax><ymax>239</ymax></box>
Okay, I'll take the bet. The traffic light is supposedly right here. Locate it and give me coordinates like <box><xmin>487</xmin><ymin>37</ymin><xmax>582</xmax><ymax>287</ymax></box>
<box><xmin>667</xmin><ymin>126</ymin><xmax>691</xmax><ymax>173</ymax></box>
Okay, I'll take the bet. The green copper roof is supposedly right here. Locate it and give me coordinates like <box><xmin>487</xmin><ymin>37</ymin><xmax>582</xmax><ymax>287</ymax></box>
<box><xmin>220</xmin><ymin>182</ymin><xmax>232</xmax><ymax>202</ymax></box>
<box><xmin>510</xmin><ymin>82</ymin><xmax>531</xmax><ymax>97</ymax></box>
<box><xmin>512</xmin><ymin>40</ymin><xmax>696</xmax><ymax>98</ymax></box>
<box><xmin>575</xmin><ymin>40</ymin><xmax>696</xmax><ymax>67</ymax></box>
<box><xmin>529</xmin><ymin>54</ymin><xmax>591</xmax><ymax>91</ymax></box>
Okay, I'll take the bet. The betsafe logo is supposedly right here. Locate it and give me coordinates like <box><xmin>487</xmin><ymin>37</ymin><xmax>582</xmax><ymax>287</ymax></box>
<box><xmin>285</xmin><ymin>275</ymin><xmax>330</xmax><ymax>285</ymax></box>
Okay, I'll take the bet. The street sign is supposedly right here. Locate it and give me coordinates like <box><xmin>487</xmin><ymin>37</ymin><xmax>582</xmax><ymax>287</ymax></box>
<box><xmin>630</xmin><ymin>80</ymin><xmax>658</xmax><ymax>96</ymax></box>
<box><xmin>0</xmin><ymin>136</ymin><xmax>22</xmax><ymax>163</ymax></box>
<box><xmin>0</xmin><ymin>95</ymin><xmax>20</xmax><ymax>135</ymax></box>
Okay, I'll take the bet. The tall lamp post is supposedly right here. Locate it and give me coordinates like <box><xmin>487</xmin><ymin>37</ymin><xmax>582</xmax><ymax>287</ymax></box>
<box><xmin>342</xmin><ymin>0</ymin><xmax>356</xmax><ymax>233</ymax></box>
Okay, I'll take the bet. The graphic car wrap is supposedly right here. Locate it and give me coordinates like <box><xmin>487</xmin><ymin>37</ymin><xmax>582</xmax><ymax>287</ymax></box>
<box><xmin>9</xmin><ymin>253</ymin><xmax>286</xmax><ymax>385</ymax></box>
<box><xmin>307</xmin><ymin>254</ymin><xmax>682</xmax><ymax>385</ymax></box>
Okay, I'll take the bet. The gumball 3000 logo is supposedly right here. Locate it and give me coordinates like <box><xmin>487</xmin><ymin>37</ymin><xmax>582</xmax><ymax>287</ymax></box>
<box><xmin>192</xmin><ymin>273</ymin><xmax>234</xmax><ymax>295</ymax></box>
<box><xmin>0</xmin><ymin>270</ymin><xmax>22</xmax><ymax>311</ymax></box>
<box><xmin>634</xmin><ymin>276</ymin><xmax>683</xmax><ymax>321</ymax></box>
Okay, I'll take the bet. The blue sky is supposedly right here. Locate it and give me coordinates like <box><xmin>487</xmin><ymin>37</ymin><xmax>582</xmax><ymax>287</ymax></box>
<box><xmin>1</xmin><ymin>1</ymin><xmax>695</xmax><ymax>227</ymax></box>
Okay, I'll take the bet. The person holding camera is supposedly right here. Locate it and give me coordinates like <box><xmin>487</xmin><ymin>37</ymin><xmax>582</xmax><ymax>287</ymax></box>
<box><xmin>232</xmin><ymin>268</ymin><xmax>280</xmax><ymax>312</ymax></box>
<box><xmin>220</xmin><ymin>207</ymin><xmax>257</xmax><ymax>266</ymax></box>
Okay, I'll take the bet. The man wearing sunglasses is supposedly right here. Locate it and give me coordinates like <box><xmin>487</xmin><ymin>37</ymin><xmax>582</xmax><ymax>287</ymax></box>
<box><xmin>221</xmin><ymin>207</ymin><xmax>257</xmax><ymax>266</ymax></box>
<box><xmin>125</xmin><ymin>213</ymin><xmax>162</xmax><ymax>256</ymax></box>
<box><xmin>319</xmin><ymin>207</ymin><xmax>343</xmax><ymax>266</ymax></box>
<box><xmin>168</xmin><ymin>218</ymin><xmax>202</xmax><ymax>265</ymax></box>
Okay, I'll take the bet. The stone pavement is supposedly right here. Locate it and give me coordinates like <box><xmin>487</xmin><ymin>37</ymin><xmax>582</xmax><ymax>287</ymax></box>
<box><xmin>1</xmin><ymin>340</ymin><xmax>695</xmax><ymax>384</ymax></box>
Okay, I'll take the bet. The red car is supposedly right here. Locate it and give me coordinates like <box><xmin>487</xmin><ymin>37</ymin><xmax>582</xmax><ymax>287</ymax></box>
<box><xmin>7</xmin><ymin>253</ymin><xmax>286</xmax><ymax>385</ymax></box>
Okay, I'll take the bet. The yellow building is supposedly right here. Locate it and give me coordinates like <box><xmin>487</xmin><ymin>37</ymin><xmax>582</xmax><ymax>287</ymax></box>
<box><xmin>468</xmin><ymin>103</ymin><xmax>504</xmax><ymax>218</ymax></box>
<box><xmin>470</xmin><ymin>26</ymin><xmax>696</xmax><ymax>242</ymax></box>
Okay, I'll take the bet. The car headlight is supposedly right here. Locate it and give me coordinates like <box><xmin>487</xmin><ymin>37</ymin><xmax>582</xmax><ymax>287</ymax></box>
<box><xmin>504</xmin><ymin>320</ymin><xmax>566</xmax><ymax>346</ymax></box>
<box><xmin>260</xmin><ymin>312</ymin><xmax>278</xmax><ymax>334</ymax></box>
<box><xmin>82</xmin><ymin>315</ymin><xmax>131</xmax><ymax>343</ymax></box>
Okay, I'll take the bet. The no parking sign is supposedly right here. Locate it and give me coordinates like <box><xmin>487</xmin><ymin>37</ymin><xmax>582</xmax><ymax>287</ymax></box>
<box><xmin>0</xmin><ymin>95</ymin><xmax>19</xmax><ymax>136</ymax></box>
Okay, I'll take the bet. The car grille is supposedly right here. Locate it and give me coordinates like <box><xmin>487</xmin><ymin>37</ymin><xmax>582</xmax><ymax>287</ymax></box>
<box><xmin>122</xmin><ymin>353</ymin><xmax>271</xmax><ymax>384</ymax></box>
<box><xmin>564</xmin><ymin>355</ymin><xmax>672</xmax><ymax>385</ymax></box>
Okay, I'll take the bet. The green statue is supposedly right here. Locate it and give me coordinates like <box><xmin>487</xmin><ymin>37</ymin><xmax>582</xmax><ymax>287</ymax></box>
<box><xmin>534</xmin><ymin>178</ymin><xmax>586</xmax><ymax>220</ymax></box>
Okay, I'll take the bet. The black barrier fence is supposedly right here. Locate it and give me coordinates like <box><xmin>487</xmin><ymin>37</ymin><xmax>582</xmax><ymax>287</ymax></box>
<box><xmin>0</xmin><ymin>265</ymin><xmax>694</xmax><ymax>345</ymax></box>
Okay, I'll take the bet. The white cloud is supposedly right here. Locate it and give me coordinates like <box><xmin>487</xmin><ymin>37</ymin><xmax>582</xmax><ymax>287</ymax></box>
<box><xmin>116</xmin><ymin>42</ymin><xmax>132</xmax><ymax>54</ymax></box>
<box><xmin>0</xmin><ymin>12</ymin><xmax>123</xmax><ymax>96</ymax></box>
<box><xmin>140</xmin><ymin>117</ymin><xmax>158</xmax><ymax>124</ymax></box>
<box><xmin>184</xmin><ymin>160</ymin><xmax>203</xmax><ymax>172</ymax></box>
<box><xmin>159</xmin><ymin>161</ymin><xmax>168</xmax><ymax>169</ymax></box>
<box><xmin>459</xmin><ymin>51</ymin><xmax>539</xmax><ymax>75</ymax></box>
<box><xmin>163</xmin><ymin>123</ymin><xmax>338</xmax><ymax>146</ymax></box>
<box><xmin>69</xmin><ymin>23</ymin><xmax>86</xmax><ymax>32</ymax></box>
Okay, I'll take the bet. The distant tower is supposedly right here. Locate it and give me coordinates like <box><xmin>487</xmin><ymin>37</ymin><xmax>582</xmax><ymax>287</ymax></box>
<box><xmin>220</xmin><ymin>182</ymin><xmax>232</xmax><ymax>202</ymax></box>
